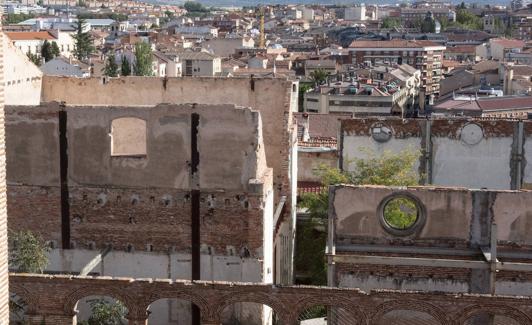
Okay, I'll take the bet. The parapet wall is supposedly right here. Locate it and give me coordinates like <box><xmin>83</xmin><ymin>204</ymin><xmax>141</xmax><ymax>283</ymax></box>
<box><xmin>341</xmin><ymin>118</ymin><xmax>532</xmax><ymax>190</ymax></box>
<box><xmin>10</xmin><ymin>273</ymin><xmax>532</xmax><ymax>325</ymax></box>
<box><xmin>329</xmin><ymin>185</ymin><xmax>532</xmax><ymax>296</ymax></box>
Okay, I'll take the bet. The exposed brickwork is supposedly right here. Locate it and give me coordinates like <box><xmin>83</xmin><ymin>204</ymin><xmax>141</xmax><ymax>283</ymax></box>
<box><xmin>7</xmin><ymin>185</ymin><xmax>62</xmax><ymax>244</ymax></box>
<box><xmin>336</xmin><ymin>262</ymin><xmax>472</xmax><ymax>282</ymax></box>
<box><xmin>8</xmin><ymin>186</ymin><xmax>266</xmax><ymax>256</ymax></box>
<box><xmin>10</xmin><ymin>273</ymin><xmax>532</xmax><ymax>325</ymax></box>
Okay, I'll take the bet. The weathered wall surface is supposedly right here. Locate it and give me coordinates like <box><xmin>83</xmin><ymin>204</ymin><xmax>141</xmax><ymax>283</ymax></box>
<box><xmin>40</xmin><ymin>76</ymin><xmax>298</xmax><ymax>201</ymax></box>
<box><xmin>3</xmin><ymin>35</ymin><xmax>42</xmax><ymax>106</ymax></box>
<box><xmin>341</xmin><ymin>118</ymin><xmax>531</xmax><ymax>190</ymax></box>
<box><xmin>297</xmin><ymin>150</ymin><xmax>337</xmax><ymax>182</ymax></box>
<box><xmin>6</xmin><ymin>104</ymin><xmax>272</xmax><ymax>260</ymax></box>
<box><xmin>10</xmin><ymin>273</ymin><xmax>532</xmax><ymax>325</ymax></box>
<box><xmin>329</xmin><ymin>185</ymin><xmax>532</xmax><ymax>296</ymax></box>
<box><xmin>0</xmin><ymin>28</ymin><xmax>9</xmax><ymax>323</ymax></box>
<box><xmin>332</xmin><ymin>186</ymin><xmax>473</xmax><ymax>247</ymax></box>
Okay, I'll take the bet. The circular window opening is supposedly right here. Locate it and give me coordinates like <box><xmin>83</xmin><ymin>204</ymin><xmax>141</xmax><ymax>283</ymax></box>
<box><xmin>378</xmin><ymin>193</ymin><xmax>425</xmax><ymax>236</ymax></box>
<box><xmin>371</xmin><ymin>122</ymin><xmax>393</xmax><ymax>143</ymax></box>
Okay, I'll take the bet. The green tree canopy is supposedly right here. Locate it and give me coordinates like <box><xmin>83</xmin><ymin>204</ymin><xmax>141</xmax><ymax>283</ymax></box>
<box><xmin>381</xmin><ymin>17</ymin><xmax>401</xmax><ymax>29</ymax></box>
<box><xmin>26</xmin><ymin>51</ymin><xmax>41</xmax><ymax>66</ymax></box>
<box><xmin>9</xmin><ymin>230</ymin><xmax>49</xmax><ymax>273</ymax></box>
<box><xmin>295</xmin><ymin>147</ymin><xmax>420</xmax><ymax>285</ymax></box>
<box><xmin>79</xmin><ymin>299</ymin><xmax>127</xmax><ymax>325</ymax></box>
<box><xmin>103</xmin><ymin>53</ymin><xmax>119</xmax><ymax>77</ymax></box>
<box><xmin>51</xmin><ymin>41</ymin><xmax>61</xmax><ymax>57</ymax></box>
<box><xmin>120</xmin><ymin>56</ymin><xmax>131</xmax><ymax>76</ymax></box>
<box><xmin>184</xmin><ymin>1</ymin><xmax>209</xmax><ymax>12</ymax></box>
<box><xmin>41</xmin><ymin>40</ymin><xmax>54</xmax><ymax>62</ymax></box>
<box><xmin>72</xmin><ymin>19</ymin><xmax>95</xmax><ymax>60</ymax></box>
<box><xmin>309</xmin><ymin>68</ymin><xmax>329</xmax><ymax>87</ymax></box>
<box><xmin>133</xmin><ymin>42</ymin><xmax>153</xmax><ymax>76</ymax></box>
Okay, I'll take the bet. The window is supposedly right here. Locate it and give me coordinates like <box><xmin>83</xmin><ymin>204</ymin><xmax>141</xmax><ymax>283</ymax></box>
<box><xmin>110</xmin><ymin>117</ymin><xmax>147</xmax><ymax>156</ymax></box>
<box><xmin>378</xmin><ymin>193</ymin><xmax>426</xmax><ymax>236</ymax></box>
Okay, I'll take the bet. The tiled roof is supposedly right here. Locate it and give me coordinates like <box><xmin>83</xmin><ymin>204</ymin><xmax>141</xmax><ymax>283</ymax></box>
<box><xmin>477</xmin><ymin>97</ymin><xmax>532</xmax><ymax>111</ymax></box>
<box><xmin>294</xmin><ymin>112</ymin><xmax>351</xmax><ymax>139</ymax></box>
<box><xmin>349</xmin><ymin>40</ymin><xmax>442</xmax><ymax>49</ymax></box>
<box><xmin>5</xmin><ymin>31</ymin><xmax>55</xmax><ymax>41</ymax></box>
<box><xmin>177</xmin><ymin>51</ymin><xmax>219</xmax><ymax>60</ymax></box>
<box><xmin>434</xmin><ymin>96</ymin><xmax>532</xmax><ymax>112</ymax></box>
<box><xmin>445</xmin><ymin>45</ymin><xmax>477</xmax><ymax>53</ymax></box>
<box><xmin>491</xmin><ymin>38</ymin><xmax>525</xmax><ymax>48</ymax></box>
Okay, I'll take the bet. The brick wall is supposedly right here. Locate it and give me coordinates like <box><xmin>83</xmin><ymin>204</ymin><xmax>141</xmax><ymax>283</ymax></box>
<box><xmin>9</xmin><ymin>273</ymin><xmax>532</xmax><ymax>325</ymax></box>
<box><xmin>5</xmin><ymin>104</ymin><xmax>271</xmax><ymax>259</ymax></box>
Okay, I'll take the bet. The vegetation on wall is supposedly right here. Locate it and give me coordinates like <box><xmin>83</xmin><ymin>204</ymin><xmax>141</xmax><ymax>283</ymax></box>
<box><xmin>78</xmin><ymin>299</ymin><xmax>128</xmax><ymax>325</ymax></box>
<box><xmin>295</xmin><ymin>148</ymin><xmax>420</xmax><ymax>285</ymax></box>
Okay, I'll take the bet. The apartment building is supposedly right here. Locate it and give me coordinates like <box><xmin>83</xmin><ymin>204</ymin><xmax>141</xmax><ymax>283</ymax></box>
<box><xmin>348</xmin><ymin>40</ymin><xmax>446</xmax><ymax>108</ymax></box>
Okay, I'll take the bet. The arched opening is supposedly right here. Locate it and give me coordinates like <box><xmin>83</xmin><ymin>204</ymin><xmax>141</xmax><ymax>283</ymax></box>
<box><xmin>9</xmin><ymin>293</ymin><xmax>28</xmax><ymax>325</ymax></box>
<box><xmin>147</xmin><ymin>298</ymin><xmax>200</xmax><ymax>325</ymax></box>
<box><xmin>74</xmin><ymin>295</ymin><xmax>128</xmax><ymax>324</ymax></box>
<box><xmin>221</xmin><ymin>302</ymin><xmax>280</xmax><ymax>325</ymax></box>
<box><xmin>110</xmin><ymin>117</ymin><xmax>147</xmax><ymax>156</ymax></box>
<box><xmin>464</xmin><ymin>313</ymin><xmax>521</xmax><ymax>325</ymax></box>
<box><xmin>374</xmin><ymin>309</ymin><xmax>442</xmax><ymax>325</ymax></box>
<box><xmin>297</xmin><ymin>305</ymin><xmax>360</xmax><ymax>325</ymax></box>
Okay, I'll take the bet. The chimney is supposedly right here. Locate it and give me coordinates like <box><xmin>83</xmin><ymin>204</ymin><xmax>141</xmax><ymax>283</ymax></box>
<box><xmin>302</xmin><ymin>112</ymin><xmax>310</xmax><ymax>142</ymax></box>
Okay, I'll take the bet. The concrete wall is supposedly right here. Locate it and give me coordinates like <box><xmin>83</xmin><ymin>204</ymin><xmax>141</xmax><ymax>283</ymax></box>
<box><xmin>341</xmin><ymin>118</ymin><xmax>532</xmax><ymax>190</ymax></box>
<box><xmin>329</xmin><ymin>185</ymin><xmax>532</xmax><ymax>296</ymax></box>
<box><xmin>3</xmin><ymin>35</ymin><xmax>42</xmax><ymax>105</ymax></box>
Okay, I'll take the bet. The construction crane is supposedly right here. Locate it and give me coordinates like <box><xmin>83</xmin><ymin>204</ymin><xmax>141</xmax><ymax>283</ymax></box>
<box><xmin>258</xmin><ymin>6</ymin><xmax>265</xmax><ymax>49</ymax></box>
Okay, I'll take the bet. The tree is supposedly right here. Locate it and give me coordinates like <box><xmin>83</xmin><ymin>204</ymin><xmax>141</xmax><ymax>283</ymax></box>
<box><xmin>184</xmin><ymin>1</ymin><xmax>208</xmax><ymax>12</ymax></box>
<box><xmin>41</xmin><ymin>40</ymin><xmax>54</xmax><ymax>62</ymax></box>
<box><xmin>120</xmin><ymin>56</ymin><xmax>131</xmax><ymax>76</ymax></box>
<box><xmin>309</xmin><ymin>68</ymin><xmax>329</xmax><ymax>87</ymax></box>
<box><xmin>455</xmin><ymin>9</ymin><xmax>483</xmax><ymax>30</ymax></box>
<box><xmin>26</xmin><ymin>51</ymin><xmax>41</xmax><ymax>66</ymax></box>
<box><xmin>103</xmin><ymin>53</ymin><xmax>119</xmax><ymax>77</ymax></box>
<box><xmin>9</xmin><ymin>230</ymin><xmax>49</xmax><ymax>273</ymax></box>
<box><xmin>72</xmin><ymin>19</ymin><xmax>94</xmax><ymax>60</ymax></box>
<box><xmin>78</xmin><ymin>299</ymin><xmax>127</xmax><ymax>325</ymax></box>
<box><xmin>133</xmin><ymin>42</ymin><xmax>153</xmax><ymax>76</ymax></box>
<box><xmin>295</xmin><ymin>148</ymin><xmax>420</xmax><ymax>285</ymax></box>
<box><xmin>381</xmin><ymin>17</ymin><xmax>401</xmax><ymax>29</ymax></box>
<box><xmin>51</xmin><ymin>41</ymin><xmax>61</xmax><ymax>57</ymax></box>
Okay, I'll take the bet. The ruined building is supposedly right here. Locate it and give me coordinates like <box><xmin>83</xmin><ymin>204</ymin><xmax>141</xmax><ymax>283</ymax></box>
<box><xmin>6</xmin><ymin>103</ymin><xmax>274</xmax><ymax>324</ymax></box>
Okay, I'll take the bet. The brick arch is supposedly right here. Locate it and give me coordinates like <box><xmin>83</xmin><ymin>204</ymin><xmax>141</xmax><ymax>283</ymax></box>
<box><xmin>215</xmin><ymin>291</ymin><xmax>291</xmax><ymax>324</ymax></box>
<box><xmin>10</xmin><ymin>283</ymin><xmax>38</xmax><ymax>314</ymax></box>
<box><xmin>288</xmin><ymin>295</ymin><xmax>368</xmax><ymax>325</ymax></box>
<box><xmin>370</xmin><ymin>299</ymin><xmax>450</xmax><ymax>325</ymax></box>
<box><xmin>63</xmin><ymin>285</ymin><xmax>137</xmax><ymax>318</ymax></box>
<box><xmin>455</xmin><ymin>304</ymin><xmax>532</xmax><ymax>325</ymax></box>
<box><xmin>141</xmin><ymin>289</ymin><xmax>212</xmax><ymax>318</ymax></box>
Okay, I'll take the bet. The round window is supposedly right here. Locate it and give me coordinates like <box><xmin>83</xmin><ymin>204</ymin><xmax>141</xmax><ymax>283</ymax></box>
<box><xmin>378</xmin><ymin>193</ymin><xmax>425</xmax><ymax>236</ymax></box>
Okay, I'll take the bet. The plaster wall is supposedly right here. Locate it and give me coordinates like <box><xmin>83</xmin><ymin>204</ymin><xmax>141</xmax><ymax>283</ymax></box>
<box><xmin>3</xmin><ymin>36</ymin><xmax>42</xmax><ymax>105</ymax></box>
<box><xmin>41</xmin><ymin>76</ymin><xmax>298</xmax><ymax>201</ymax></box>
<box><xmin>341</xmin><ymin>118</ymin><xmax>531</xmax><ymax>190</ymax></box>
